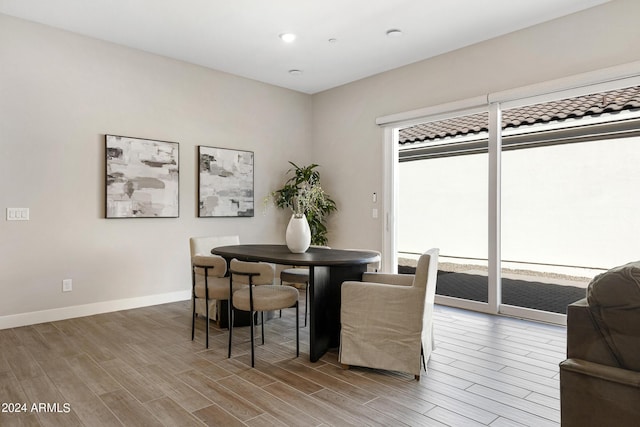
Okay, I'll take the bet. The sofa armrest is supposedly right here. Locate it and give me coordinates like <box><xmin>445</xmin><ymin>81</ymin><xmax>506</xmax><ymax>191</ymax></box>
<box><xmin>560</xmin><ymin>358</ymin><xmax>640</xmax><ymax>427</ymax></box>
<box><xmin>561</xmin><ymin>359</ymin><xmax>640</xmax><ymax>387</ymax></box>
<box><xmin>566</xmin><ymin>299</ymin><xmax>619</xmax><ymax>366</ymax></box>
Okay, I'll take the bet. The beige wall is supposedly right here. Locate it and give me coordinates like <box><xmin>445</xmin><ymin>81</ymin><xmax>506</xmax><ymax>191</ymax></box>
<box><xmin>312</xmin><ymin>0</ymin><xmax>640</xmax><ymax>252</ymax></box>
<box><xmin>0</xmin><ymin>14</ymin><xmax>312</xmax><ymax>323</ymax></box>
<box><xmin>2</xmin><ymin>0</ymin><xmax>640</xmax><ymax>325</ymax></box>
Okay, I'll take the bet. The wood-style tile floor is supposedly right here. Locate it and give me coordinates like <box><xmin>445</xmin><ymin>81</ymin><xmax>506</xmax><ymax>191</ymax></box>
<box><xmin>0</xmin><ymin>294</ymin><xmax>566</xmax><ymax>426</ymax></box>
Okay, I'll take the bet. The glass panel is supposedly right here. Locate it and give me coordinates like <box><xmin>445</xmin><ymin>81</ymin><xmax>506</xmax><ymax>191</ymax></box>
<box><xmin>398</xmin><ymin>113</ymin><xmax>488</xmax><ymax>304</ymax></box>
<box><xmin>501</xmin><ymin>87</ymin><xmax>640</xmax><ymax>314</ymax></box>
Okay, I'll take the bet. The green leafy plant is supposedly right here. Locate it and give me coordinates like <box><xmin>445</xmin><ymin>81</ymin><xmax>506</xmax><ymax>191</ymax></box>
<box><xmin>271</xmin><ymin>162</ymin><xmax>337</xmax><ymax>245</ymax></box>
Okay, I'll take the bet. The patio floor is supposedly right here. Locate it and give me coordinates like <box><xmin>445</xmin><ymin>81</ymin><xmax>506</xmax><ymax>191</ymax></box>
<box><xmin>398</xmin><ymin>266</ymin><xmax>588</xmax><ymax>314</ymax></box>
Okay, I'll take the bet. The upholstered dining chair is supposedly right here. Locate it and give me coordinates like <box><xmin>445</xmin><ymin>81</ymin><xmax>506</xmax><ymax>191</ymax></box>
<box><xmin>339</xmin><ymin>248</ymin><xmax>439</xmax><ymax>380</ymax></box>
<box><xmin>189</xmin><ymin>235</ymin><xmax>240</xmax><ymax>348</ymax></box>
<box><xmin>229</xmin><ymin>259</ymin><xmax>300</xmax><ymax>367</ymax></box>
<box><xmin>279</xmin><ymin>245</ymin><xmax>330</xmax><ymax>327</ymax></box>
<box><xmin>191</xmin><ymin>254</ymin><xmax>228</xmax><ymax>348</ymax></box>
<box><xmin>279</xmin><ymin>267</ymin><xmax>310</xmax><ymax>327</ymax></box>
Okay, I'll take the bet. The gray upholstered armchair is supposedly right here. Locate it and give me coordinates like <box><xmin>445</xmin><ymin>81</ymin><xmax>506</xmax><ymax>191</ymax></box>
<box><xmin>339</xmin><ymin>248</ymin><xmax>439</xmax><ymax>380</ymax></box>
<box><xmin>560</xmin><ymin>261</ymin><xmax>640</xmax><ymax>426</ymax></box>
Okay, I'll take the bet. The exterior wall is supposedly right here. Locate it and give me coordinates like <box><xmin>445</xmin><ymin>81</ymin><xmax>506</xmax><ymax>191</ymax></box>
<box><xmin>311</xmin><ymin>0</ymin><xmax>640</xmax><ymax>255</ymax></box>
<box><xmin>0</xmin><ymin>14</ymin><xmax>312</xmax><ymax>324</ymax></box>
<box><xmin>399</xmin><ymin>136</ymin><xmax>640</xmax><ymax>271</ymax></box>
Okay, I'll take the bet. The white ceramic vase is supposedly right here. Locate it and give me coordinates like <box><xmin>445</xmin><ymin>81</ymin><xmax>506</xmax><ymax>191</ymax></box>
<box><xmin>285</xmin><ymin>213</ymin><xmax>311</xmax><ymax>253</ymax></box>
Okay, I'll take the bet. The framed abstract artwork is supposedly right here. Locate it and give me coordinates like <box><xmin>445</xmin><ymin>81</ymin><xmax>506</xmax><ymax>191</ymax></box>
<box><xmin>198</xmin><ymin>146</ymin><xmax>254</xmax><ymax>217</ymax></box>
<box><xmin>105</xmin><ymin>135</ymin><xmax>179</xmax><ymax>218</ymax></box>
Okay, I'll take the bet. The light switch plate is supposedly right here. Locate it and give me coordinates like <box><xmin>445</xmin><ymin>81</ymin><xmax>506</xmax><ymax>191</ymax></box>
<box><xmin>7</xmin><ymin>208</ymin><xmax>29</xmax><ymax>221</ymax></box>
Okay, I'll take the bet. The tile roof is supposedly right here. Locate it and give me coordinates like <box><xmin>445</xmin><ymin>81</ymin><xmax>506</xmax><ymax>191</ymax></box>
<box><xmin>399</xmin><ymin>86</ymin><xmax>640</xmax><ymax>145</ymax></box>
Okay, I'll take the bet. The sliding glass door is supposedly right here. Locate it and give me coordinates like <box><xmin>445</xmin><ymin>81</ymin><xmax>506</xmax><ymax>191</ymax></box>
<box><xmin>500</xmin><ymin>87</ymin><xmax>640</xmax><ymax>317</ymax></box>
<box><xmin>392</xmin><ymin>83</ymin><xmax>640</xmax><ymax>323</ymax></box>
<box><xmin>398</xmin><ymin>112</ymin><xmax>489</xmax><ymax>309</ymax></box>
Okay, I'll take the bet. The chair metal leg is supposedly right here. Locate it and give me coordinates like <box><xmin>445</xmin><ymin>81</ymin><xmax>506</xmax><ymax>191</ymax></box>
<box><xmin>261</xmin><ymin>312</ymin><xmax>265</xmax><ymax>345</ymax></box>
<box><xmin>279</xmin><ymin>279</ymin><xmax>282</xmax><ymax>318</ymax></box>
<box><xmin>191</xmin><ymin>299</ymin><xmax>196</xmax><ymax>341</ymax></box>
<box><xmin>191</xmin><ymin>268</ymin><xmax>196</xmax><ymax>341</ymax></box>
<box><xmin>204</xmin><ymin>268</ymin><xmax>211</xmax><ymax>349</ymax></box>
<box><xmin>250</xmin><ymin>310</ymin><xmax>255</xmax><ymax>367</ymax></box>
<box><xmin>304</xmin><ymin>282</ymin><xmax>308</xmax><ymax>327</ymax></box>
<box><xmin>228</xmin><ymin>273</ymin><xmax>234</xmax><ymax>359</ymax></box>
<box><xmin>228</xmin><ymin>302</ymin><xmax>233</xmax><ymax>358</ymax></box>
<box><xmin>296</xmin><ymin>301</ymin><xmax>299</xmax><ymax>357</ymax></box>
<box><xmin>205</xmin><ymin>298</ymin><xmax>209</xmax><ymax>349</ymax></box>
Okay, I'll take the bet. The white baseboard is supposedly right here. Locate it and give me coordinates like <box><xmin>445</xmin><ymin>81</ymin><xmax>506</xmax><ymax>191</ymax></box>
<box><xmin>0</xmin><ymin>290</ymin><xmax>192</xmax><ymax>330</ymax></box>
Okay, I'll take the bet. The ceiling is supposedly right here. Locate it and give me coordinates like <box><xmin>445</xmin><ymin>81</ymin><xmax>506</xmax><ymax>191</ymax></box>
<box><xmin>0</xmin><ymin>0</ymin><xmax>609</xmax><ymax>94</ymax></box>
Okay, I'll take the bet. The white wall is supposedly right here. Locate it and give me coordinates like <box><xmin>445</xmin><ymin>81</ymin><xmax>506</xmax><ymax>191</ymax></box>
<box><xmin>399</xmin><ymin>137</ymin><xmax>640</xmax><ymax>270</ymax></box>
<box><xmin>0</xmin><ymin>14</ymin><xmax>312</xmax><ymax>325</ymax></box>
<box><xmin>312</xmin><ymin>0</ymin><xmax>640</xmax><ymax>255</ymax></box>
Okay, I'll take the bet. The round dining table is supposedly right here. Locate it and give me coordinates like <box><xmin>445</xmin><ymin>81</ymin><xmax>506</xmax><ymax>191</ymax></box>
<box><xmin>211</xmin><ymin>244</ymin><xmax>380</xmax><ymax>362</ymax></box>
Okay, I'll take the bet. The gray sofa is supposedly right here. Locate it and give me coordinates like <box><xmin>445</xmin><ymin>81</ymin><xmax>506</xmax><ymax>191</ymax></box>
<box><xmin>560</xmin><ymin>261</ymin><xmax>640</xmax><ymax>427</ymax></box>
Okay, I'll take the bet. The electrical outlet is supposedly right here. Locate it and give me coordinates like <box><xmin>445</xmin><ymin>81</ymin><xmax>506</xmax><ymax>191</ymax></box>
<box><xmin>62</xmin><ymin>279</ymin><xmax>73</xmax><ymax>292</ymax></box>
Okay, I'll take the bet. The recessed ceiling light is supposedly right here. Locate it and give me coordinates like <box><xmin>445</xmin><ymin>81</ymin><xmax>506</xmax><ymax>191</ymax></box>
<box><xmin>279</xmin><ymin>33</ymin><xmax>297</xmax><ymax>43</ymax></box>
<box><xmin>328</xmin><ymin>38</ymin><xmax>337</xmax><ymax>43</ymax></box>
<box><xmin>288</xmin><ymin>69</ymin><xmax>303</xmax><ymax>76</ymax></box>
<box><xmin>386</xmin><ymin>29</ymin><xmax>403</xmax><ymax>37</ymax></box>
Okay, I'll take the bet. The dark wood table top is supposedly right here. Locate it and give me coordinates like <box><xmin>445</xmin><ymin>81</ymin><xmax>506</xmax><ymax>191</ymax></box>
<box><xmin>211</xmin><ymin>244</ymin><xmax>379</xmax><ymax>267</ymax></box>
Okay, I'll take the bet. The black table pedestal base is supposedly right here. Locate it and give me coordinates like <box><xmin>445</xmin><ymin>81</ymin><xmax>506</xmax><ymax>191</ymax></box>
<box><xmin>309</xmin><ymin>264</ymin><xmax>366</xmax><ymax>362</ymax></box>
